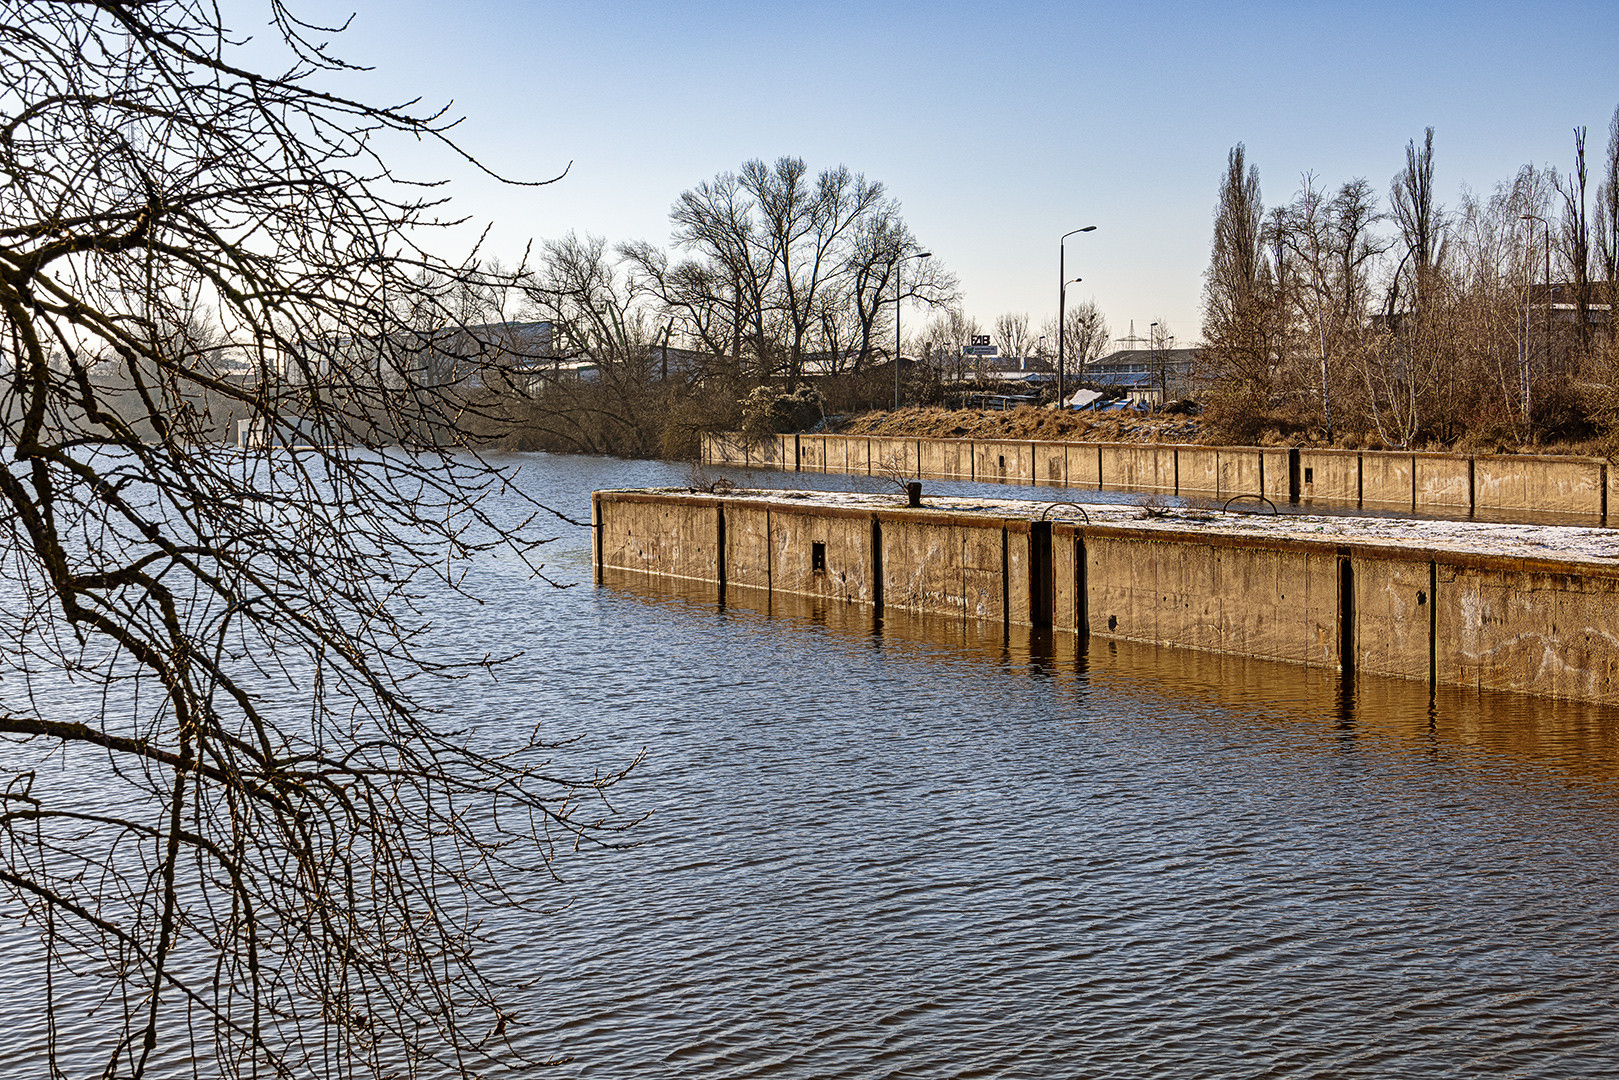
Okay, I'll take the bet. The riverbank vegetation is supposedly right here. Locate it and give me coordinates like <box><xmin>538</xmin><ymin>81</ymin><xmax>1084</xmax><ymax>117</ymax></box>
<box><xmin>1201</xmin><ymin>118</ymin><xmax>1619</xmax><ymax>453</ymax></box>
<box><xmin>454</xmin><ymin>160</ymin><xmax>960</xmax><ymax>457</ymax></box>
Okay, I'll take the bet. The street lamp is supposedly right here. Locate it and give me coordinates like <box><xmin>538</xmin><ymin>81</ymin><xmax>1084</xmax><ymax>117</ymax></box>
<box><xmin>895</xmin><ymin>251</ymin><xmax>931</xmax><ymax>410</ymax></box>
<box><xmin>1058</xmin><ymin>225</ymin><xmax>1096</xmax><ymax>407</ymax></box>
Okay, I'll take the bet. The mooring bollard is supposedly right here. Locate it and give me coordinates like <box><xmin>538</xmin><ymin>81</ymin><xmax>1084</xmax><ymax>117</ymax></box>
<box><xmin>907</xmin><ymin>481</ymin><xmax>922</xmax><ymax>507</ymax></box>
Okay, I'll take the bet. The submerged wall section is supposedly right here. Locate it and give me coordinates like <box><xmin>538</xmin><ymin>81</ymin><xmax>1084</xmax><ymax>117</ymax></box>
<box><xmin>594</xmin><ymin>488</ymin><xmax>1619</xmax><ymax>705</ymax></box>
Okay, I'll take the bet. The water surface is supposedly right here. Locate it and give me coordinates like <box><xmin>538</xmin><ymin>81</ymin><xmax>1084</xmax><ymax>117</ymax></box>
<box><xmin>4</xmin><ymin>452</ymin><xmax>1618</xmax><ymax>1078</ymax></box>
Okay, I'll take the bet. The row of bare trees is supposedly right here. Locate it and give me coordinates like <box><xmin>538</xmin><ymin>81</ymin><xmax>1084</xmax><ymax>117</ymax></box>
<box><xmin>486</xmin><ymin>158</ymin><xmax>961</xmax><ymax>454</ymax></box>
<box><xmin>906</xmin><ymin>303</ymin><xmax>1111</xmax><ymax>384</ymax></box>
<box><xmin>1201</xmin><ymin>111</ymin><xmax>1619</xmax><ymax>448</ymax></box>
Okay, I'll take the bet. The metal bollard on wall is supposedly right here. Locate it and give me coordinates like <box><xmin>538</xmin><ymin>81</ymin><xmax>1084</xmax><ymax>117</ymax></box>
<box><xmin>907</xmin><ymin>481</ymin><xmax>922</xmax><ymax>508</ymax></box>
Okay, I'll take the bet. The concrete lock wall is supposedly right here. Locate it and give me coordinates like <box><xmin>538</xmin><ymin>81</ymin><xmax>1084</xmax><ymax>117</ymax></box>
<box><xmin>1473</xmin><ymin>454</ymin><xmax>1604</xmax><ymax>517</ymax></box>
<box><xmin>1217</xmin><ymin>448</ymin><xmax>1264</xmax><ymax>500</ymax></box>
<box><xmin>1067</xmin><ymin>444</ymin><xmax>1103</xmax><ymax>487</ymax></box>
<box><xmin>596</xmin><ymin>488</ymin><xmax>1619</xmax><ymax>705</ymax></box>
<box><xmin>1298</xmin><ymin>449</ymin><xmax>1362</xmax><ymax>505</ymax></box>
<box><xmin>1175</xmin><ymin>446</ymin><xmax>1221</xmax><ymax>496</ymax></box>
<box><xmin>1084</xmin><ymin>531</ymin><xmax>1340</xmax><ymax>669</ymax></box>
<box><xmin>1415</xmin><ymin>453</ymin><xmax>1472</xmax><ymax>513</ymax></box>
<box><xmin>699</xmin><ymin>432</ymin><xmax>1615</xmax><ymax>523</ymax></box>
<box><xmin>1106</xmin><ymin>445</ymin><xmax>1174</xmax><ymax>492</ymax></box>
<box><xmin>919</xmin><ymin>438</ymin><xmax>975</xmax><ymax>482</ymax></box>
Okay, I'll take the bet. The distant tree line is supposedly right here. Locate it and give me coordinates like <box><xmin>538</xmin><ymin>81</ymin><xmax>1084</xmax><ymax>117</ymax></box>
<box><xmin>477</xmin><ymin>157</ymin><xmax>960</xmax><ymax>456</ymax></box>
<box><xmin>1201</xmin><ymin>109</ymin><xmax>1619</xmax><ymax>450</ymax></box>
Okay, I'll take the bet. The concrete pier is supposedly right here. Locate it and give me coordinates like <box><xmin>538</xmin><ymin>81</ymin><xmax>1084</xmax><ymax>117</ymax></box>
<box><xmin>594</xmin><ymin>486</ymin><xmax>1619</xmax><ymax>704</ymax></box>
<box><xmin>702</xmin><ymin>433</ymin><xmax>1612</xmax><ymax>525</ymax></box>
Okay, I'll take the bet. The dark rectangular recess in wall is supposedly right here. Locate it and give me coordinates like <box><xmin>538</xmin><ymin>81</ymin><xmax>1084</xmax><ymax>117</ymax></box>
<box><xmin>1076</xmin><ymin>535</ymin><xmax>1089</xmax><ymax>635</ymax></box>
<box><xmin>1029</xmin><ymin>522</ymin><xmax>1053</xmax><ymax>628</ymax></box>
<box><xmin>715</xmin><ymin>503</ymin><xmax>727</xmax><ymax>604</ymax></box>
<box><xmin>870</xmin><ymin>516</ymin><xmax>884</xmax><ymax>616</ymax></box>
<box><xmin>1288</xmin><ymin>448</ymin><xmax>1301</xmax><ymax>503</ymax></box>
<box><xmin>1337</xmin><ymin>553</ymin><xmax>1354</xmax><ymax>678</ymax></box>
<box><xmin>811</xmin><ymin>541</ymin><xmax>826</xmax><ymax>573</ymax></box>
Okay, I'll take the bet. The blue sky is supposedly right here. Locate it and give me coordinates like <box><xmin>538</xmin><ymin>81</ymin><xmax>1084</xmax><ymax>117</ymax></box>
<box><xmin>278</xmin><ymin>0</ymin><xmax>1614</xmax><ymax>345</ymax></box>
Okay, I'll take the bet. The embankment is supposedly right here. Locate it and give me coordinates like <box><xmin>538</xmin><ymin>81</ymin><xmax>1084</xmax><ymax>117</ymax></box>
<box><xmin>702</xmin><ymin>433</ymin><xmax>1612</xmax><ymax>524</ymax></box>
<box><xmin>594</xmin><ymin>487</ymin><xmax>1619</xmax><ymax>705</ymax></box>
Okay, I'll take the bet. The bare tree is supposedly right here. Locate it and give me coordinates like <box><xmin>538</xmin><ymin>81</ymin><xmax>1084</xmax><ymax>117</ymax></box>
<box><xmin>1597</xmin><ymin>107</ymin><xmax>1619</xmax><ymax>298</ymax></box>
<box><xmin>920</xmin><ymin>309</ymin><xmax>983</xmax><ymax>382</ymax></box>
<box><xmin>1387</xmin><ymin>127</ymin><xmax>1447</xmax><ymax>322</ymax></box>
<box><xmin>655</xmin><ymin>158</ymin><xmax>954</xmax><ymax>383</ymax></box>
<box><xmin>994</xmin><ymin>312</ymin><xmax>1033</xmax><ymax>368</ymax></box>
<box><xmin>1274</xmin><ymin>174</ymin><xmax>1387</xmax><ymax>441</ymax></box>
<box><xmin>0</xmin><ymin>4</ymin><xmax>634</xmax><ymax>1078</ymax></box>
<box><xmin>1556</xmin><ymin>127</ymin><xmax>1594</xmax><ymax>352</ymax></box>
<box><xmin>1581</xmin><ymin>108</ymin><xmax>1619</xmax><ymax>450</ymax></box>
<box><xmin>1201</xmin><ymin>144</ymin><xmax>1281</xmax><ymax>436</ymax></box>
<box><xmin>1361</xmin><ymin>127</ymin><xmax>1452</xmax><ymax>447</ymax></box>
<box><xmin>1039</xmin><ymin>301</ymin><xmax>1110</xmax><ymax>385</ymax></box>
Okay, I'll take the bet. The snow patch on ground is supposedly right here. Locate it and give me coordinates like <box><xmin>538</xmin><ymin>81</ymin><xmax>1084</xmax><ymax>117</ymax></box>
<box><xmin>628</xmin><ymin>487</ymin><xmax>1619</xmax><ymax>566</ymax></box>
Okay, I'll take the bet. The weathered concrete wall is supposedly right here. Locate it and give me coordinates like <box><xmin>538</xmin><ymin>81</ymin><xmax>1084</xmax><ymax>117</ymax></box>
<box><xmin>596</xmin><ymin>493</ymin><xmax>723</xmax><ymax>583</ymax></box>
<box><xmin>797</xmin><ymin>434</ymin><xmax>827</xmax><ymax>472</ymax></box>
<box><xmin>1218</xmin><ymin>448</ymin><xmax>1264</xmax><ymax>500</ymax></box>
<box><xmin>1261</xmin><ymin>450</ymin><xmax>1292</xmax><ymax>504</ymax></box>
<box><xmin>1436</xmin><ymin>560</ymin><xmax>1619</xmax><ymax>700</ymax></box>
<box><xmin>596</xmin><ymin>488</ymin><xmax>1619</xmax><ymax>704</ymax></box>
<box><xmin>1473</xmin><ymin>455</ymin><xmax>1603</xmax><ymax>517</ymax></box>
<box><xmin>1299</xmin><ymin>449</ymin><xmax>1361</xmax><ymax>504</ymax></box>
<box><xmin>701</xmin><ymin>432</ymin><xmax>1617</xmax><ymax>524</ymax></box>
<box><xmin>1051</xmin><ymin>525</ymin><xmax>1084</xmax><ymax>633</ymax></box>
<box><xmin>1105</xmin><ymin>445</ymin><xmax>1175</xmax><ymax>492</ymax></box>
<box><xmin>1350</xmin><ymin>553</ymin><xmax>1434</xmax><ymax>683</ymax></box>
<box><xmin>769</xmin><ymin>505</ymin><xmax>877</xmax><ymax>603</ymax></box>
<box><xmin>1032</xmin><ymin>441</ymin><xmax>1069</xmax><ymax>487</ymax></box>
<box><xmin>867</xmin><ymin>436</ymin><xmax>919</xmax><ymax>478</ymax></box>
<box><xmin>1085</xmin><ymin>531</ymin><xmax>1339</xmax><ymax>668</ymax></box>
<box><xmin>1066</xmin><ymin>444</ymin><xmax>1103</xmax><ymax>488</ymax></box>
<box><xmin>973</xmin><ymin>441</ymin><xmax>1033</xmax><ymax>486</ymax></box>
<box><xmin>919</xmin><ymin>438</ymin><xmax>975</xmax><ymax>481</ymax></box>
<box><xmin>1175</xmin><ymin>446</ymin><xmax>1221</xmax><ymax>496</ymax></box>
<box><xmin>1416</xmin><ymin>453</ymin><xmax>1472</xmax><ymax>513</ymax></box>
<box><xmin>881</xmin><ymin>513</ymin><xmax>998</xmax><ymax>621</ymax></box>
<box><xmin>1360</xmin><ymin>452</ymin><xmax>1414</xmax><ymax>509</ymax></box>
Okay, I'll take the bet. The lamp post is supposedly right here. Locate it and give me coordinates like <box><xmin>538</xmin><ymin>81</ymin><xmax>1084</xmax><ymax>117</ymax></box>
<box><xmin>1061</xmin><ymin>275</ymin><xmax>1082</xmax><ymax>391</ymax></box>
<box><xmin>895</xmin><ymin>251</ymin><xmax>931</xmax><ymax>410</ymax></box>
<box><xmin>1058</xmin><ymin>225</ymin><xmax>1096</xmax><ymax>408</ymax></box>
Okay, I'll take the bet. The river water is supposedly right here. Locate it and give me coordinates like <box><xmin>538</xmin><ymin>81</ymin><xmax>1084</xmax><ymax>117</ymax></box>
<box><xmin>9</xmin><ymin>451</ymin><xmax>1619</xmax><ymax>1077</ymax></box>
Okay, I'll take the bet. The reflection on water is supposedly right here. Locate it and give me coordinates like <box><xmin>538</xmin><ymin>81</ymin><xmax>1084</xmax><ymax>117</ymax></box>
<box><xmin>609</xmin><ymin>566</ymin><xmax>1619</xmax><ymax>783</ymax></box>
<box><xmin>5</xmin><ymin>451</ymin><xmax>1619</xmax><ymax>1079</ymax></box>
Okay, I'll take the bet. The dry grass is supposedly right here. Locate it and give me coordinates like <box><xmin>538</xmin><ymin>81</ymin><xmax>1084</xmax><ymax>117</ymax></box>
<box><xmin>838</xmin><ymin>405</ymin><xmax>1204</xmax><ymax>444</ymax></box>
<box><xmin>832</xmin><ymin>405</ymin><xmax>1611</xmax><ymax>459</ymax></box>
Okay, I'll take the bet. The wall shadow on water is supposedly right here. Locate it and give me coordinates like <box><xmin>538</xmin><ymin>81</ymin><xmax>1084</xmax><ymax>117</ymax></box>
<box><xmin>599</xmin><ymin>567</ymin><xmax>1619</xmax><ymax>785</ymax></box>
